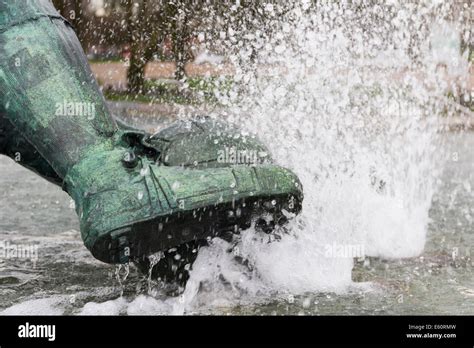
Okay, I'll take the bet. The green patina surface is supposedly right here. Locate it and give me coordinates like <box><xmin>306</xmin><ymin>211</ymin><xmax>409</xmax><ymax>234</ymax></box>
<box><xmin>0</xmin><ymin>0</ymin><xmax>303</xmax><ymax>265</ymax></box>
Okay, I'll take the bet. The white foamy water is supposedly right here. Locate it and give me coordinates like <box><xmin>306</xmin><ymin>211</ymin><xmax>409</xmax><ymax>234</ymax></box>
<box><xmin>183</xmin><ymin>1</ymin><xmax>468</xmax><ymax>299</ymax></box>
<box><xmin>102</xmin><ymin>2</ymin><xmax>470</xmax><ymax>313</ymax></box>
<box><xmin>1</xmin><ymin>297</ymin><xmax>66</xmax><ymax>315</ymax></box>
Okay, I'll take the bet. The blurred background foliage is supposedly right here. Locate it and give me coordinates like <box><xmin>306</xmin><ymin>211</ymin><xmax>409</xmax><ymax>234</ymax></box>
<box><xmin>51</xmin><ymin>0</ymin><xmax>472</xmax><ymax>106</ymax></box>
<box><xmin>51</xmin><ymin>0</ymin><xmax>280</xmax><ymax>95</ymax></box>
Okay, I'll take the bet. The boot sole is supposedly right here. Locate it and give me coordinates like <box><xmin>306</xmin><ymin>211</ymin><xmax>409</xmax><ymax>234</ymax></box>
<box><xmin>92</xmin><ymin>193</ymin><xmax>302</xmax><ymax>264</ymax></box>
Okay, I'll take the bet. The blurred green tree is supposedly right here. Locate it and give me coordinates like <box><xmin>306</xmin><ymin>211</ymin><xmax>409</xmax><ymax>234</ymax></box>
<box><xmin>51</xmin><ymin>0</ymin><xmax>279</xmax><ymax>94</ymax></box>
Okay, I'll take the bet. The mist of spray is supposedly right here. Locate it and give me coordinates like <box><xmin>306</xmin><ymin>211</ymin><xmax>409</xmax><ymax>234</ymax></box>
<box><xmin>78</xmin><ymin>1</ymin><xmax>470</xmax><ymax>314</ymax></box>
<box><xmin>180</xmin><ymin>1</ymin><xmax>470</xmax><ymax>302</ymax></box>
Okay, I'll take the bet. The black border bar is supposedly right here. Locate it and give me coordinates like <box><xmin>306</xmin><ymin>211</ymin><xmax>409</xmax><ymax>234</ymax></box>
<box><xmin>0</xmin><ymin>315</ymin><xmax>473</xmax><ymax>346</ymax></box>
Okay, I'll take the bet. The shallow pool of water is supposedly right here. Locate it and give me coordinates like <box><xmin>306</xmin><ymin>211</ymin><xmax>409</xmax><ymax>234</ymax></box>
<box><xmin>0</xmin><ymin>129</ymin><xmax>472</xmax><ymax>315</ymax></box>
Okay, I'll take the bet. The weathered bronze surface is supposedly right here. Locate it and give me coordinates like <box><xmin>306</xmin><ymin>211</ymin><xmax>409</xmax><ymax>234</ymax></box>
<box><xmin>0</xmin><ymin>0</ymin><xmax>303</xmax><ymax>265</ymax></box>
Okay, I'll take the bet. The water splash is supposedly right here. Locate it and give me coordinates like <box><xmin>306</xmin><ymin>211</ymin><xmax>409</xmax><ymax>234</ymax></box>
<box><xmin>180</xmin><ymin>1</ymin><xmax>469</xmax><ymax>302</ymax></box>
<box><xmin>146</xmin><ymin>251</ymin><xmax>164</xmax><ymax>295</ymax></box>
<box><xmin>3</xmin><ymin>2</ymin><xmax>467</xmax><ymax>315</ymax></box>
<box><xmin>115</xmin><ymin>263</ymin><xmax>130</xmax><ymax>296</ymax></box>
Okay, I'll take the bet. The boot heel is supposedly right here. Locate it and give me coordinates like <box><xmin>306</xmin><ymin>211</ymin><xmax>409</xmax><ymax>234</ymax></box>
<box><xmin>109</xmin><ymin>228</ymin><xmax>132</xmax><ymax>264</ymax></box>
